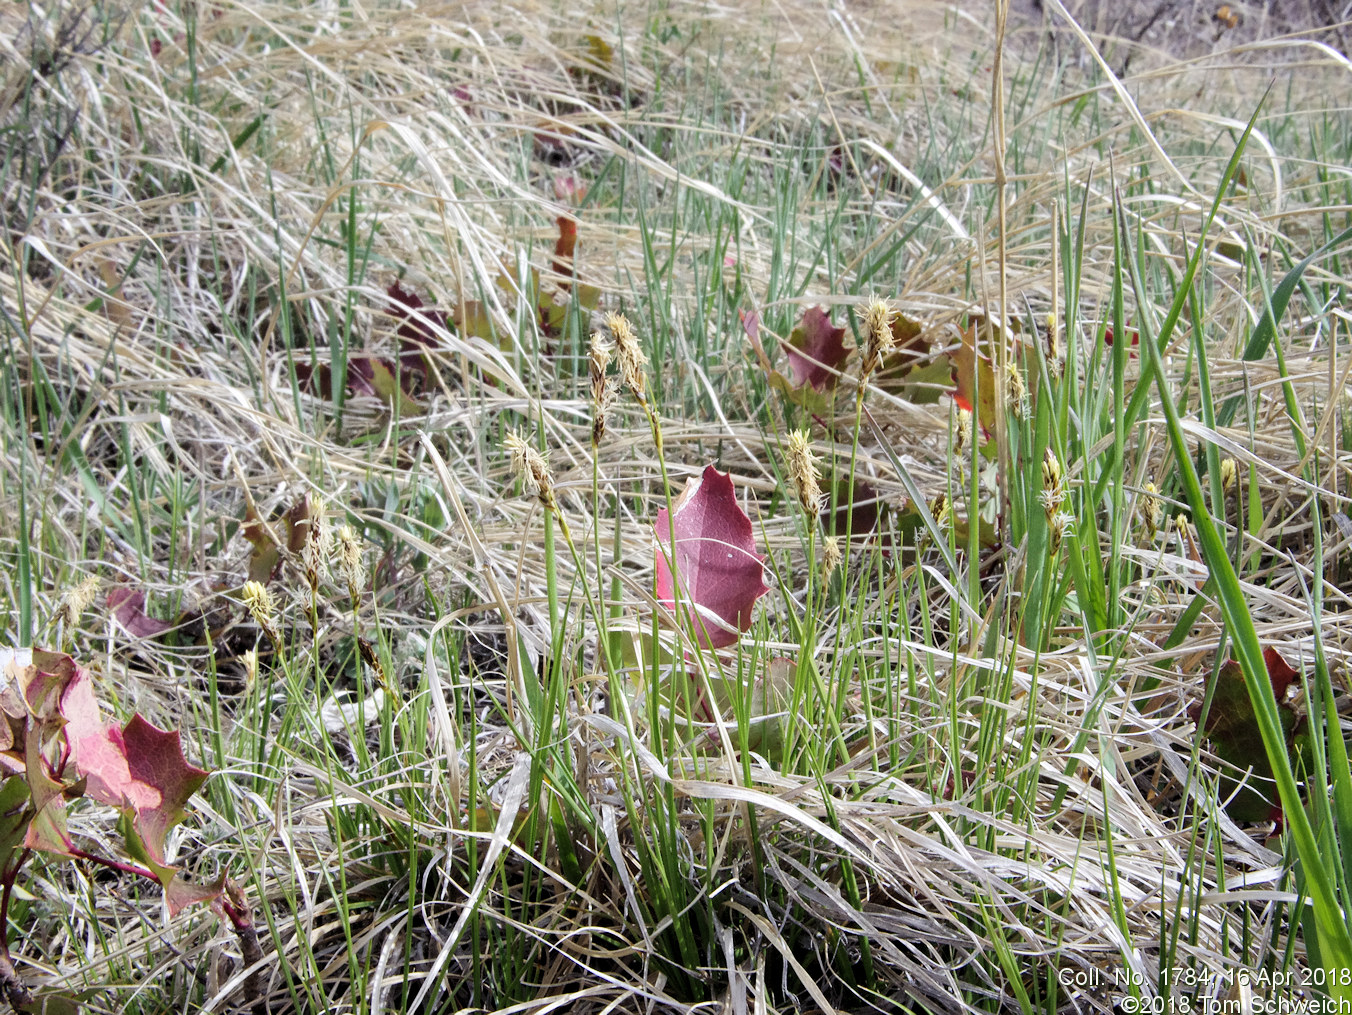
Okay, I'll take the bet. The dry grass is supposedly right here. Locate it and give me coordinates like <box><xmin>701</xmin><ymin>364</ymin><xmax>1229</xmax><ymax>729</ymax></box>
<box><xmin>2</xmin><ymin>0</ymin><xmax>1351</xmax><ymax>1012</ymax></box>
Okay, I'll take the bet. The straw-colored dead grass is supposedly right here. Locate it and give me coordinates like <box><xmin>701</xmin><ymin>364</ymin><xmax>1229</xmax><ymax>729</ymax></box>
<box><xmin>2</xmin><ymin>0</ymin><xmax>1350</xmax><ymax>1011</ymax></box>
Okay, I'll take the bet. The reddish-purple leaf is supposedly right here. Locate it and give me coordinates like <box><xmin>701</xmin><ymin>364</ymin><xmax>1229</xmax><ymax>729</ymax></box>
<box><xmin>740</xmin><ymin>309</ymin><xmax>760</xmax><ymax>344</ymax></box>
<box><xmin>292</xmin><ymin>360</ymin><xmax>333</xmax><ymax>398</ymax></box>
<box><xmin>108</xmin><ymin>588</ymin><xmax>173</xmax><ymax>639</ymax></box>
<box><xmin>296</xmin><ymin>354</ymin><xmax>421</xmax><ymax>405</ymax></box>
<box><xmin>120</xmin><ymin>716</ymin><xmax>210</xmax><ymax>867</ymax></box>
<box><xmin>1262</xmin><ymin>646</ymin><xmax>1299</xmax><ymax>701</ymax></box>
<box><xmin>1187</xmin><ymin>653</ymin><xmax>1300</xmax><ymax>824</ymax></box>
<box><xmin>820</xmin><ymin>478</ymin><xmax>882</xmax><ymax>540</ymax></box>
<box><xmin>654</xmin><ymin>466</ymin><xmax>770</xmax><ymax>649</ymax></box>
<box><xmin>785</xmin><ymin>306</ymin><xmax>849</xmax><ymax>392</ymax></box>
<box><xmin>62</xmin><ymin>669</ymin><xmax>208</xmax><ymax>868</ymax></box>
<box><xmin>552</xmin><ymin>215</ymin><xmax>578</xmax><ymax>282</ymax></box>
<box><xmin>387</xmin><ymin>281</ymin><xmax>445</xmax><ymax>373</ymax></box>
<box><xmin>0</xmin><ymin>649</ymin><xmax>221</xmax><ymax>920</ymax></box>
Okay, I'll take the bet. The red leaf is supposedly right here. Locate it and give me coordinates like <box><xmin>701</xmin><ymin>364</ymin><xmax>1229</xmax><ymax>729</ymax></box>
<box><xmin>108</xmin><ymin>588</ymin><xmax>173</xmax><ymax>639</ymax></box>
<box><xmin>62</xmin><ymin>669</ymin><xmax>208</xmax><ymax>867</ymax></box>
<box><xmin>119</xmin><ymin>716</ymin><xmax>209</xmax><ymax>868</ymax></box>
<box><xmin>1189</xmin><ymin>655</ymin><xmax>1298</xmax><ymax>824</ymax></box>
<box><xmin>552</xmin><ymin>215</ymin><xmax>578</xmax><ymax>281</ymax></box>
<box><xmin>292</xmin><ymin>360</ymin><xmax>332</xmax><ymax>398</ymax></box>
<box><xmin>386</xmin><ymin>281</ymin><xmax>444</xmax><ymax>375</ymax></box>
<box><xmin>820</xmin><ymin>478</ymin><xmax>883</xmax><ymax>540</ymax></box>
<box><xmin>654</xmin><ymin>466</ymin><xmax>770</xmax><ymax>649</ymax></box>
<box><xmin>1262</xmin><ymin>646</ymin><xmax>1299</xmax><ymax>700</ymax></box>
<box><xmin>740</xmin><ymin>309</ymin><xmax>760</xmax><ymax>343</ymax></box>
<box><xmin>785</xmin><ymin>306</ymin><xmax>849</xmax><ymax>392</ymax></box>
<box><xmin>1103</xmin><ymin>323</ymin><xmax>1139</xmax><ymax>349</ymax></box>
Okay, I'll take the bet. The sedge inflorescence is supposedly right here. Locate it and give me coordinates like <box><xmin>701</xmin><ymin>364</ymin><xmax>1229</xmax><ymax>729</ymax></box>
<box><xmin>504</xmin><ymin>431</ymin><xmax>558</xmax><ymax>512</ymax></box>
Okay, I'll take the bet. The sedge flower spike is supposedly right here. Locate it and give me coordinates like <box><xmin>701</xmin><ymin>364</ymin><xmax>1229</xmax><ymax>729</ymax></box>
<box><xmin>861</xmin><ymin>298</ymin><xmax>896</xmax><ymax>379</ymax></box>
<box><xmin>242</xmin><ymin>581</ymin><xmax>275</xmax><ymax>629</ymax></box>
<box><xmin>1039</xmin><ymin>448</ymin><xmax>1065</xmax><ymax>519</ymax></box>
<box><xmin>504</xmin><ymin>431</ymin><xmax>557</xmax><ymax>512</ymax></box>
<box><xmin>337</xmin><ymin>525</ymin><xmax>365</xmax><ymax>601</ymax></box>
<box><xmin>1220</xmin><ymin>458</ymin><xmax>1237</xmax><ymax>493</ymax></box>
<box><xmin>1139</xmin><ymin>482</ymin><xmax>1163</xmax><ymax>541</ymax></box>
<box><xmin>300</xmin><ymin>497</ymin><xmax>331</xmax><ymax>588</ymax></box>
<box><xmin>58</xmin><ymin>575</ymin><xmax>101</xmax><ymax>627</ymax></box>
<box><xmin>821</xmin><ymin>536</ymin><xmax>842</xmax><ymax>574</ymax></box>
<box><xmin>604</xmin><ymin>311</ymin><xmax>647</xmax><ymax>403</ymax></box>
<box><xmin>242</xmin><ymin>579</ymin><xmax>281</xmax><ymax>648</ymax></box>
<box><xmin>955</xmin><ymin>408</ymin><xmax>974</xmax><ymax>453</ymax></box>
<box><xmin>588</xmin><ymin>330</ymin><xmax>615</xmax><ymax>446</ymax></box>
<box><xmin>785</xmin><ymin>430</ymin><xmax>822</xmax><ymax>517</ymax></box>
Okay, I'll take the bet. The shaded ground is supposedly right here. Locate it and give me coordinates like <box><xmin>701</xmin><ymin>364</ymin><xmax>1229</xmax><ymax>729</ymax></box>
<box><xmin>1016</xmin><ymin>0</ymin><xmax>1350</xmax><ymax>70</ymax></box>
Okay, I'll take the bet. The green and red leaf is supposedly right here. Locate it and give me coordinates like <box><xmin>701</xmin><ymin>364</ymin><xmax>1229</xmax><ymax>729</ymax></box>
<box><xmin>948</xmin><ymin>323</ymin><xmax>996</xmax><ymax>435</ymax></box>
<box><xmin>1190</xmin><ymin>648</ymin><xmax>1302</xmax><ymax>823</ymax></box>
<box><xmin>785</xmin><ymin>306</ymin><xmax>850</xmax><ymax>392</ymax></box>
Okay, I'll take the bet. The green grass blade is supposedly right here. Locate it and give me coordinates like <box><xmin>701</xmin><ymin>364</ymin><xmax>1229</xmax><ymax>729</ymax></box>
<box><xmin>1120</xmin><ymin>97</ymin><xmax>1352</xmax><ymax>984</ymax></box>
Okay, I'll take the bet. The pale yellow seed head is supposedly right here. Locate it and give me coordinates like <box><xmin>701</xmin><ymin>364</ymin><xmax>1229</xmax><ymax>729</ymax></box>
<box><xmin>821</xmin><ymin>537</ymin><xmax>842</xmax><ymax>574</ymax></box>
<box><xmin>785</xmin><ymin>430</ymin><xmax>822</xmax><ymax>517</ymax></box>
<box><xmin>242</xmin><ymin>648</ymin><xmax>259</xmax><ymax>694</ymax></box>
<box><xmin>1219</xmin><ymin>458</ymin><xmax>1237</xmax><ymax>493</ymax></box>
<box><xmin>865</xmin><ymin>298</ymin><xmax>895</xmax><ymax>352</ymax></box>
<box><xmin>58</xmin><ymin>574</ymin><xmax>101</xmax><ymax>626</ymax></box>
<box><xmin>589</xmin><ymin>330</ymin><xmax>613</xmax><ymax>377</ymax></box>
<box><xmin>862</xmin><ymin>298</ymin><xmax>896</xmax><ymax>377</ymax></box>
<box><xmin>504</xmin><ymin>431</ymin><xmax>557</xmax><ymax>510</ymax></box>
<box><xmin>955</xmin><ymin>409</ymin><xmax>974</xmax><ymax>452</ymax></box>
<box><xmin>604</xmin><ymin>311</ymin><xmax>647</xmax><ymax>401</ymax></box>
<box><xmin>504</xmin><ymin>430</ymin><xmax>530</xmax><ymax>478</ymax></box>
<box><xmin>1171</xmin><ymin>513</ymin><xmax>1191</xmax><ymax>543</ymax></box>
<box><xmin>337</xmin><ymin>524</ymin><xmax>365</xmax><ymax>596</ymax></box>
<box><xmin>242</xmin><ymin>580</ymin><xmax>276</xmax><ymax>629</ymax></box>
<box><xmin>1138</xmin><ymin>482</ymin><xmax>1163</xmax><ymax>541</ymax></box>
